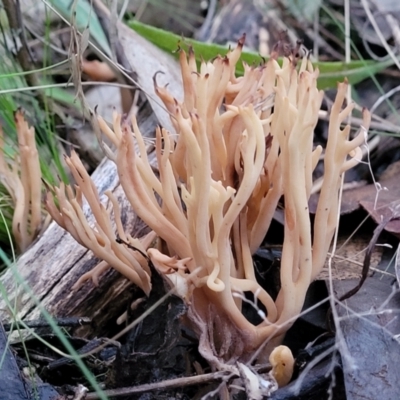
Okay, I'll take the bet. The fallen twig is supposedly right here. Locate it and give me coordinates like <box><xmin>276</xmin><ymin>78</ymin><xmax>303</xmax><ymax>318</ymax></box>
<box><xmin>84</xmin><ymin>371</ymin><xmax>230</xmax><ymax>399</ymax></box>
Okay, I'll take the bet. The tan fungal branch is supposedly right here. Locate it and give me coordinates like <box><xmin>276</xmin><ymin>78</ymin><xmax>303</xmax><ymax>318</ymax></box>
<box><xmin>47</xmin><ymin>38</ymin><xmax>371</xmax><ymax>366</ymax></box>
<box><xmin>45</xmin><ymin>151</ymin><xmax>152</xmax><ymax>295</ymax></box>
<box><xmin>0</xmin><ymin>110</ymin><xmax>45</xmax><ymax>252</ymax></box>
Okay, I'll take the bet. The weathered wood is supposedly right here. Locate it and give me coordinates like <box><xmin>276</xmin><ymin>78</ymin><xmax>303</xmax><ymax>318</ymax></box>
<box><xmin>0</xmin><ymin>2</ymin><xmax>183</xmax><ymax>335</ymax></box>
<box><xmin>0</xmin><ymin>96</ymin><xmax>162</xmax><ymax>334</ymax></box>
<box><xmin>0</xmin><ymin>158</ymin><xmax>140</xmax><ymax>336</ymax></box>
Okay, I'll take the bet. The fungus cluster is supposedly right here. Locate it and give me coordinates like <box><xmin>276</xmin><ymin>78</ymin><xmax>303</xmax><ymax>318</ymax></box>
<box><xmin>0</xmin><ymin>110</ymin><xmax>45</xmax><ymax>253</ymax></box>
<box><xmin>46</xmin><ymin>38</ymin><xmax>370</xmax><ymax>368</ymax></box>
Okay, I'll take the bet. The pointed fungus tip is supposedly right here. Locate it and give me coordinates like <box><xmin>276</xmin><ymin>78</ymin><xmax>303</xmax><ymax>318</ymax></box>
<box><xmin>238</xmin><ymin>33</ymin><xmax>246</xmax><ymax>47</ymax></box>
<box><xmin>14</xmin><ymin>107</ymin><xmax>24</xmax><ymax>122</ymax></box>
<box><xmin>153</xmin><ymin>70</ymin><xmax>165</xmax><ymax>87</ymax></box>
<box><xmin>190</xmin><ymin>111</ymin><xmax>199</xmax><ymax>120</ymax></box>
<box><xmin>173</xmin><ymin>43</ymin><xmax>182</xmax><ymax>54</ymax></box>
<box><xmin>41</xmin><ymin>178</ymin><xmax>52</xmax><ymax>192</ymax></box>
<box><xmin>121</xmin><ymin>113</ymin><xmax>129</xmax><ymax>125</ymax></box>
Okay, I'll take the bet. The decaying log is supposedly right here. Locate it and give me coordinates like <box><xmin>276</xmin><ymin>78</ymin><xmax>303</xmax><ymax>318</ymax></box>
<box><xmin>0</xmin><ymin>156</ymin><xmax>146</xmax><ymax>337</ymax></box>
<box><xmin>0</xmin><ymin>2</ymin><xmax>183</xmax><ymax>336</ymax></box>
<box><xmin>0</xmin><ymin>89</ymin><xmax>164</xmax><ymax>335</ymax></box>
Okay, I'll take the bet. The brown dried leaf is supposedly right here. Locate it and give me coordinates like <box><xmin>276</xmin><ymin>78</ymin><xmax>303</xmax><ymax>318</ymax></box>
<box><xmin>317</xmin><ymin>233</ymin><xmax>383</xmax><ymax>281</ymax></box>
<box><xmin>311</xmin><ymin>161</ymin><xmax>400</xmax><ymax>238</ymax></box>
<box><xmin>358</xmin><ymin>161</ymin><xmax>400</xmax><ymax>238</ymax></box>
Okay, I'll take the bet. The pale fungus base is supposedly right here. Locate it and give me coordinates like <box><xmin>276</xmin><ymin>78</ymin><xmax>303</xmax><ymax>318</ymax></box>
<box><xmin>47</xmin><ymin>38</ymin><xmax>371</xmax><ymax>373</ymax></box>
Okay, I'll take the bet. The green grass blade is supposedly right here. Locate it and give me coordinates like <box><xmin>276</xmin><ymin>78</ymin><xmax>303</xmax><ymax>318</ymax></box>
<box><xmin>315</xmin><ymin>58</ymin><xmax>394</xmax><ymax>89</ymax></box>
<box><xmin>128</xmin><ymin>20</ymin><xmax>394</xmax><ymax>89</ymax></box>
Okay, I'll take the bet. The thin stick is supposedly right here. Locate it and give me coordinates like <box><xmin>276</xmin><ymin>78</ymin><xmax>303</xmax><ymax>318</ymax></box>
<box><xmin>84</xmin><ymin>371</ymin><xmax>230</xmax><ymax>399</ymax></box>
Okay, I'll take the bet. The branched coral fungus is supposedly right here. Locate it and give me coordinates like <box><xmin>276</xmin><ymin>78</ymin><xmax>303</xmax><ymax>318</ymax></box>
<box><xmin>0</xmin><ymin>110</ymin><xmax>45</xmax><ymax>253</ymax></box>
<box><xmin>45</xmin><ymin>150</ymin><xmax>153</xmax><ymax>295</ymax></box>
<box><xmin>47</xmin><ymin>37</ymin><xmax>370</xmax><ymax>367</ymax></box>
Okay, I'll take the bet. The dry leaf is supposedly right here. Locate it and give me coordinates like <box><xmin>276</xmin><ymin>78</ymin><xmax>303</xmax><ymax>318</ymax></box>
<box><xmin>317</xmin><ymin>233</ymin><xmax>383</xmax><ymax>281</ymax></box>
<box><xmin>311</xmin><ymin>161</ymin><xmax>400</xmax><ymax>238</ymax></box>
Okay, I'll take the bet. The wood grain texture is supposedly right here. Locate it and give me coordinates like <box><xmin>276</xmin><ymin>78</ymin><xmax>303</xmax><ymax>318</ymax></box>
<box><xmin>0</xmin><ymin>0</ymin><xmax>182</xmax><ymax>336</ymax></box>
<box><xmin>0</xmin><ymin>159</ymin><xmax>138</xmax><ymax>335</ymax></box>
